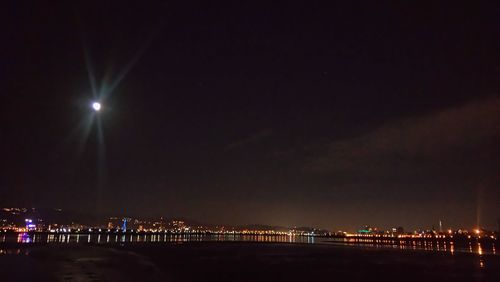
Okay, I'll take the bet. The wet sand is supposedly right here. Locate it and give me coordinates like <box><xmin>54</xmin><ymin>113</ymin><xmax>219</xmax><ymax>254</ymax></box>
<box><xmin>0</xmin><ymin>245</ymin><xmax>165</xmax><ymax>281</ymax></box>
<box><xmin>1</xmin><ymin>242</ymin><xmax>499</xmax><ymax>281</ymax></box>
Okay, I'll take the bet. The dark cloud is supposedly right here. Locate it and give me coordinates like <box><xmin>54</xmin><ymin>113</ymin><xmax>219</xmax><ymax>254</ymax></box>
<box><xmin>225</xmin><ymin>129</ymin><xmax>273</xmax><ymax>150</ymax></box>
<box><xmin>305</xmin><ymin>96</ymin><xmax>500</xmax><ymax>176</ymax></box>
<box><xmin>301</xmin><ymin>97</ymin><xmax>500</xmax><ymax>230</ymax></box>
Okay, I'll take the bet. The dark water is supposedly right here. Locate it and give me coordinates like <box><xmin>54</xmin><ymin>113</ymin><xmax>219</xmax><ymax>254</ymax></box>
<box><xmin>119</xmin><ymin>242</ymin><xmax>500</xmax><ymax>282</ymax></box>
<box><xmin>1</xmin><ymin>233</ymin><xmax>499</xmax><ymax>281</ymax></box>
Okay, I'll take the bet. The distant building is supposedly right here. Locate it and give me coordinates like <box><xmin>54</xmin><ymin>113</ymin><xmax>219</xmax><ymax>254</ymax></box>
<box><xmin>25</xmin><ymin>219</ymin><xmax>36</xmax><ymax>231</ymax></box>
<box><xmin>122</xmin><ymin>218</ymin><xmax>128</xmax><ymax>231</ymax></box>
<box><xmin>358</xmin><ymin>225</ymin><xmax>378</xmax><ymax>234</ymax></box>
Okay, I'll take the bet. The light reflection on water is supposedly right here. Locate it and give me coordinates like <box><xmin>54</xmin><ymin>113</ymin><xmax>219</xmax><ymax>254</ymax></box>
<box><xmin>0</xmin><ymin>233</ymin><xmax>496</xmax><ymax>255</ymax></box>
<box><xmin>0</xmin><ymin>248</ymin><xmax>29</xmax><ymax>255</ymax></box>
<box><xmin>341</xmin><ymin>238</ymin><xmax>497</xmax><ymax>255</ymax></box>
<box><xmin>2</xmin><ymin>233</ymin><xmax>316</xmax><ymax>245</ymax></box>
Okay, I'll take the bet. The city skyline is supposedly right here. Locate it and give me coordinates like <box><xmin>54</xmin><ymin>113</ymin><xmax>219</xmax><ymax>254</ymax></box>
<box><xmin>0</xmin><ymin>205</ymin><xmax>497</xmax><ymax>234</ymax></box>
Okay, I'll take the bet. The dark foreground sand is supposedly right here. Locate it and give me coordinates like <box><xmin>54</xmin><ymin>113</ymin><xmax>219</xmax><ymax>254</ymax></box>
<box><xmin>0</xmin><ymin>244</ymin><xmax>165</xmax><ymax>281</ymax></box>
<box><xmin>1</xmin><ymin>242</ymin><xmax>499</xmax><ymax>281</ymax></box>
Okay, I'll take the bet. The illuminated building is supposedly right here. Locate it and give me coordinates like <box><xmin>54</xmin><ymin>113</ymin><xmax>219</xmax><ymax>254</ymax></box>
<box><xmin>122</xmin><ymin>218</ymin><xmax>128</xmax><ymax>231</ymax></box>
<box><xmin>25</xmin><ymin>219</ymin><xmax>36</xmax><ymax>231</ymax></box>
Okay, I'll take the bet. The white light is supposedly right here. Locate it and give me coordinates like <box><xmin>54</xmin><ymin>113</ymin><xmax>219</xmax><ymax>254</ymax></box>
<box><xmin>92</xmin><ymin>102</ymin><xmax>101</xmax><ymax>111</ymax></box>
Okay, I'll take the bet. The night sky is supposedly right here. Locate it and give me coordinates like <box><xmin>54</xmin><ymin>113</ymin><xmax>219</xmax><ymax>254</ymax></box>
<box><xmin>2</xmin><ymin>2</ymin><xmax>500</xmax><ymax>231</ymax></box>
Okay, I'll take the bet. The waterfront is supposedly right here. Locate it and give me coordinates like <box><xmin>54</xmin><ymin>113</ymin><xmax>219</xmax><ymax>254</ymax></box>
<box><xmin>1</xmin><ymin>232</ymin><xmax>497</xmax><ymax>256</ymax></box>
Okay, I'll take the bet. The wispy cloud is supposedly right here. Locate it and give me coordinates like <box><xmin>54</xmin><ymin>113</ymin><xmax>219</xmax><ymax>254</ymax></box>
<box><xmin>226</xmin><ymin>129</ymin><xmax>273</xmax><ymax>150</ymax></box>
<box><xmin>304</xmin><ymin>96</ymin><xmax>500</xmax><ymax>175</ymax></box>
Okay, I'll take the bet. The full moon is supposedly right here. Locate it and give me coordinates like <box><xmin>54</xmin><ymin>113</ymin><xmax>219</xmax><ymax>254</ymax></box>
<box><xmin>92</xmin><ymin>102</ymin><xmax>101</xmax><ymax>111</ymax></box>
